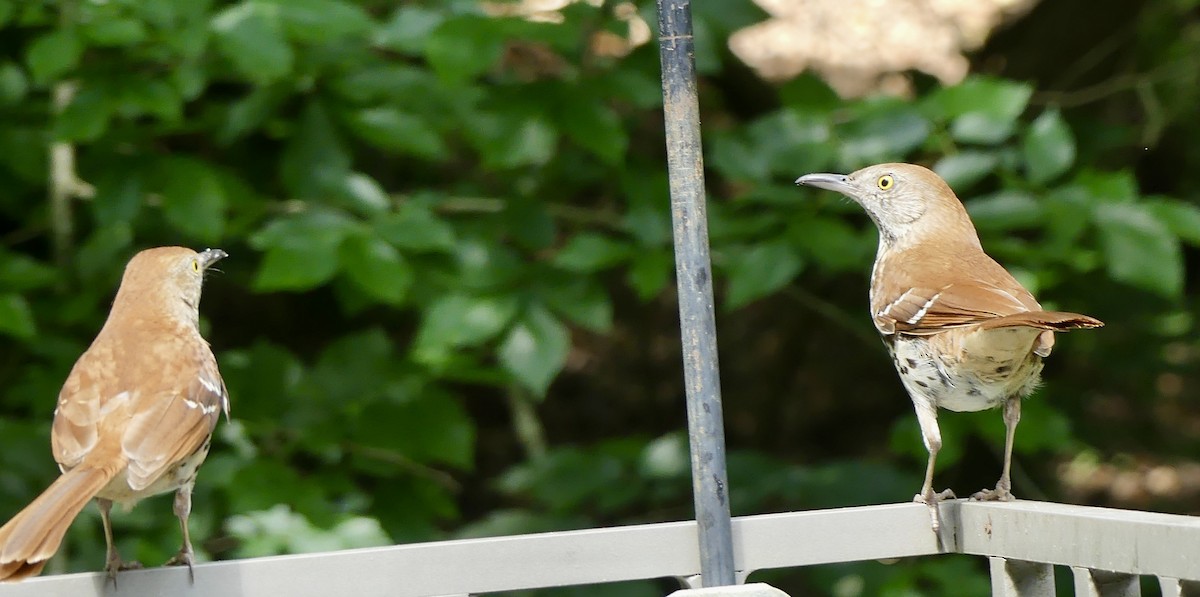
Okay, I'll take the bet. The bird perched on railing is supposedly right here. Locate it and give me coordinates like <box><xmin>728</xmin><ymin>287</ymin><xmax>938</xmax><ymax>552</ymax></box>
<box><xmin>0</xmin><ymin>247</ymin><xmax>229</xmax><ymax>583</ymax></box>
<box><xmin>796</xmin><ymin>164</ymin><xmax>1102</xmax><ymax>533</ymax></box>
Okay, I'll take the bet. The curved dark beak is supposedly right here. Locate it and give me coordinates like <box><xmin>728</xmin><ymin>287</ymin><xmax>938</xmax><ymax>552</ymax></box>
<box><xmin>197</xmin><ymin>248</ymin><xmax>228</xmax><ymax>270</ymax></box>
<box><xmin>795</xmin><ymin>173</ymin><xmax>854</xmax><ymax>195</ymax></box>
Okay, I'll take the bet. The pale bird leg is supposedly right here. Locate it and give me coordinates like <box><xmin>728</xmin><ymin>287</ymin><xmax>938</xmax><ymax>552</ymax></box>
<box><xmin>163</xmin><ymin>483</ymin><xmax>196</xmax><ymax>583</ymax></box>
<box><xmin>910</xmin><ymin>397</ymin><xmax>956</xmax><ymax>543</ymax></box>
<box><xmin>972</xmin><ymin>397</ymin><xmax>1020</xmax><ymax>502</ymax></box>
<box><xmin>98</xmin><ymin>498</ymin><xmax>141</xmax><ymax>588</ymax></box>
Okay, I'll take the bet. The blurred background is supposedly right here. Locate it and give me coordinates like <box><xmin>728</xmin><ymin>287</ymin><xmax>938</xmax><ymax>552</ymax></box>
<box><xmin>0</xmin><ymin>0</ymin><xmax>1196</xmax><ymax>595</ymax></box>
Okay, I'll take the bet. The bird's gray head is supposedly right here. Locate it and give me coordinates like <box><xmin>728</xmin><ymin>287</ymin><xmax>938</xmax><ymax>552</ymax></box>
<box><xmin>796</xmin><ymin>163</ymin><xmax>972</xmax><ymax>248</ymax></box>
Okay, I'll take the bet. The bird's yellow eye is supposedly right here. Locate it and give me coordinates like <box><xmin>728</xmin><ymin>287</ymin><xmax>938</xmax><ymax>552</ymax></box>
<box><xmin>877</xmin><ymin>175</ymin><xmax>894</xmax><ymax>190</ymax></box>
<box><xmin>192</xmin><ymin>260</ymin><xmax>201</xmax><ymax>273</ymax></box>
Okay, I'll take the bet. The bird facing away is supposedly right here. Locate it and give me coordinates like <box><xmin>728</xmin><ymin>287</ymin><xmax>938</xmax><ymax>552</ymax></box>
<box><xmin>796</xmin><ymin>164</ymin><xmax>1102</xmax><ymax>526</ymax></box>
<box><xmin>0</xmin><ymin>247</ymin><xmax>229</xmax><ymax>583</ymax></box>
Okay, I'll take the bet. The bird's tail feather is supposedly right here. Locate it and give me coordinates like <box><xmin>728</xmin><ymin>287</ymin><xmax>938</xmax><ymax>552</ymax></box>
<box><xmin>0</xmin><ymin>467</ymin><xmax>113</xmax><ymax>581</ymax></box>
<box><xmin>979</xmin><ymin>310</ymin><xmax>1103</xmax><ymax>331</ymax></box>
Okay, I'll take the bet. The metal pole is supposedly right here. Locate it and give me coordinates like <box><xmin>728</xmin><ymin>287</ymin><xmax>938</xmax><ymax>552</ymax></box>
<box><xmin>655</xmin><ymin>0</ymin><xmax>736</xmax><ymax>588</ymax></box>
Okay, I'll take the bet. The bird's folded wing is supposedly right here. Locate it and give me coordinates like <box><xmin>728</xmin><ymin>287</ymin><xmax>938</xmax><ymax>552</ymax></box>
<box><xmin>51</xmin><ymin>346</ymin><xmax>124</xmax><ymax>469</ymax></box>
<box><xmin>121</xmin><ymin>366</ymin><xmax>227</xmax><ymax>491</ymax></box>
<box><xmin>874</xmin><ymin>283</ymin><xmax>1032</xmax><ymax>335</ymax></box>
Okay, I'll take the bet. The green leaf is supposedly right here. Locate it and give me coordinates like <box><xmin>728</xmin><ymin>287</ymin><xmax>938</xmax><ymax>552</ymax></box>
<box><xmin>1075</xmin><ymin>170</ymin><xmax>1138</xmax><ymax>203</ymax></box>
<box><xmin>76</xmin><ymin>224</ymin><xmax>134</xmax><ymax>282</ymax></box>
<box><xmin>91</xmin><ymin>170</ymin><xmax>144</xmax><ymax>228</ymax></box>
<box><xmin>258</xmin><ymin>0</ymin><xmax>374</xmax><ymax>43</ymax></box>
<box><xmin>332</xmin><ymin>172</ymin><xmax>390</xmax><ymax>216</ymax></box>
<box><xmin>559</xmin><ymin>102</ymin><xmax>627</xmax><ymax>165</ymax></box>
<box><xmin>219</xmin><ymin>87</ymin><xmax>287</xmax><ymax>143</ymax></box>
<box><xmin>26</xmin><ymin>30</ymin><xmax>82</xmax><ymax>84</ymax></box>
<box><xmin>255</xmin><ymin>246</ymin><xmax>339</xmax><ymax>292</ymax></box>
<box><xmin>499</xmin><ymin>304</ymin><xmax>570</xmax><ymax>396</ymax></box>
<box><xmin>505</xmin><ymin>199</ymin><xmax>555</xmax><ymax>251</ymax></box>
<box><xmin>0</xmin><ymin>254</ymin><xmax>58</xmax><ymax>291</ymax></box>
<box><xmin>219</xmin><ymin>341</ymin><xmax>305</xmax><ymax>422</ymax></box>
<box><xmin>689</xmin><ymin>12</ymin><xmax>721</xmax><ymax>74</ymax></box>
<box><xmin>708</xmin><ymin>132</ymin><xmax>769</xmax><ymax>182</ymax></box>
<box><xmin>933</xmin><ymin>151</ymin><xmax>999</xmax><ymax>190</ymax></box>
<box><xmin>495</xmin><ymin>442</ymin><xmax>637</xmax><ymax>512</ymax></box>
<box><xmin>211</xmin><ymin>2</ymin><xmax>294</xmax><ymax>84</ymax></box>
<box><xmin>453</xmin><ymin>237</ymin><xmax>523</xmax><ymax>290</ymax></box>
<box><xmin>375</xmin><ymin>5</ymin><xmax>445</xmax><ymax>55</ymax></box>
<box><xmin>1094</xmin><ymin>202</ymin><xmax>1183</xmax><ymax>298</ymax></box>
<box><xmin>965</xmin><ymin>191</ymin><xmax>1044</xmax><ymax>231</ymax></box>
<box><xmin>949</xmin><ymin>113</ymin><xmax>1017</xmax><ymax>145</ymax></box>
<box><xmin>158</xmin><ymin>158</ymin><xmax>227</xmax><ymax>242</ymax></box>
<box><xmin>626</xmin><ymin>250</ymin><xmax>673</xmax><ymax>300</ymax></box>
<box><xmin>340</xmin><ymin>233</ymin><xmax>413</xmax><ymax>305</ymax></box>
<box><xmin>229</xmin><ymin>505</ymin><xmax>391</xmax><ymax>557</ymax></box>
<box><xmin>1145</xmin><ymin>198</ymin><xmax>1200</xmax><ymax>246</ymax></box>
<box><xmin>250</xmin><ymin>211</ymin><xmax>356</xmax><ymax>292</ymax></box>
<box><xmin>424</xmin><ymin>15</ymin><xmax>505</xmax><ymax>84</ymax></box>
<box><xmin>330</xmin><ymin>64</ymin><xmax>433</xmax><ymax>104</ymax></box>
<box><xmin>541</xmin><ymin>278</ymin><xmax>613</xmax><ymax>333</ymax></box>
<box><xmin>53</xmin><ymin>87</ymin><xmax>111</xmax><ymax>142</ymax></box>
<box><xmin>308</xmin><ymin>328</ymin><xmax>393</xmax><ymax>405</ymax></box>
<box><xmin>973</xmin><ymin>397</ymin><xmax>1073</xmax><ymax>454</ymax></box>
<box><xmin>926</xmin><ymin>77</ymin><xmax>1032</xmax><ymax>120</ymax></box>
<box><xmin>83</xmin><ymin>17</ymin><xmax>148</xmax><ymax>46</ymax></box>
<box><xmin>747</xmin><ymin>109</ymin><xmax>834</xmax><ymax>178</ymax></box>
<box><xmin>0</xmin><ymin>62</ymin><xmax>28</xmax><ymax>106</ymax></box>
<box><xmin>414</xmin><ymin>293</ymin><xmax>519</xmax><ymax>353</ymax></box>
<box><xmin>928</xmin><ymin>78</ymin><xmax>1032</xmax><ymax>145</ymax></box>
<box><xmin>838</xmin><ymin>105</ymin><xmax>930</xmax><ymax>166</ymax></box>
<box><xmin>621</xmin><ymin>170</ymin><xmax>673</xmax><ymax>246</ymax></box>
<box><xmin>356</xmin><ymin>392</ymin><xmax>475</xmax><ymax>469</ymax></box>
<box><xmin>724</xmin><ymin>241</ymin><xmax>803</xmax><ymax>309</ymax></box>
<box><xmin>787</xmin><ymin>215</ymin><xmax>870</xmax><ymax>273</ymax></box>
<box><xmin>468</xmin><ymin>113</ymin><xmax>557</xmax><ymax>170</ymax></box>
<box><xmin>281</xmin><ymin>102</ymin><xmax>351</xmax><ymax>198</ymax></box>
<box><xmin>778</xmin><ymin>74</ymin><xmax>841</xmax><ymax>113</ymax></box>
<box><xmin>227</xmin><ymin>466</ymin><xmax>335</xmax><ymax>533</ymax></box>
<box><xmin>1023</xmin><ymin>110</ymin><xmax>1075</xmax><ymax>184</ymax></box>
<box><xmin>343</xmin><ymin>107</ymin><xmax>448</xmax><ymax>159</ymax></box>
<box><xmin>0</xmin><ymin>293</ymin><xmax>35</xmax><ymax>338</ymax></box>
<box><xmin>374</xmin><ymin>203</ymin><xmax>457</xmax><ymax>253</ymax></box>
<box><xmin>552</xmin><ymin>233</ymin><xmax>633</xmax><ymax>273</ymax></box>
<box><xmin>171</xmin><ymin>64</ymin><xmax>206</xmax><ymax>101</ymax></box>
<box><xmin>114</xmin><ymin>78</ymin><xmax>183</xmax><ymax>123</ymax></box>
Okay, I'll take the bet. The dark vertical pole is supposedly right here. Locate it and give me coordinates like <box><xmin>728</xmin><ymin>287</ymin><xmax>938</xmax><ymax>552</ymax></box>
<box><xmin>655</xmin><ymin>0</ymin><xmax>736</xmax><ymax>588</ymax></box>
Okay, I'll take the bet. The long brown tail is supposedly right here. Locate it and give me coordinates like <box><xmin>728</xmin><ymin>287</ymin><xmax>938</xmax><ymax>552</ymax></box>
<box><xmin>0</xmin><ymin>467</ymin><xmax>113</xmax><ymax>581</ymax></box>
<box><xmin>979</xmin><ymin>310</ymin><xmax>1104</xmax><ymax>332</ymax></box>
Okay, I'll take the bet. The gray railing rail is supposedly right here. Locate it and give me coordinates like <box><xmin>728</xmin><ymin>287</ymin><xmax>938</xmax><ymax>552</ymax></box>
<box><xmin>2</xmin><ymin>500</ymin><xmax>1198</xmax><ymax>597</ymax></box>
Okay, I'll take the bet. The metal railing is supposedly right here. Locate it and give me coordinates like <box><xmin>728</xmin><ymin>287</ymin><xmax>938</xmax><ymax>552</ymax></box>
<box><xmin>2</xmin><ymin>499</ymin><xmax>1197</xmax><ymax>596</ymax></box>
<box><xmin>1</xmin><ymin>2</ymin><xmax>1189</xmax><ymax>597</ymax></box>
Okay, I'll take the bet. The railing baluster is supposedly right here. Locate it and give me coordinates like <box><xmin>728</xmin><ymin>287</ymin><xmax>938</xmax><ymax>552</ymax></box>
<box><xmin>1072</xmin><ymin>567</ymin><xmax>1139</xmax><ymax>597</ymax></box>
<box><xmin>1161</xmin><ymin>577</ymin><xmax>1200</xmax><ymax>597</ymax></box>
<box><xmin>991</xmin><ymin>557</ymin><xmax>1055</xmax><ymax>597</ymax></box>
<box><xmin>655</xmin><ymin>0</ymin><xmax>736</xmax><ymax>589</ymax></box>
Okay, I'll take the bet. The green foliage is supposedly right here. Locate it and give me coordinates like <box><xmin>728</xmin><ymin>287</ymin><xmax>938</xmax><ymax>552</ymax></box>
<box><xmin>0</xmin><ymin>1</ymin><xmax>1194</xmax><ymax>595</ymax></box>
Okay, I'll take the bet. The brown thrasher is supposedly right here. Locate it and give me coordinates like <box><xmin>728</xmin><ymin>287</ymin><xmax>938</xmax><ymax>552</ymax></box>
<box><xmin>796</xmin><ymin>164</ymin><xmax>1102</xmax><ymax>528</ymax></box>
<box><xmin>0</xmin><ymin>247</ymin><xmax>229</xmax><ymax>582</ymax></box>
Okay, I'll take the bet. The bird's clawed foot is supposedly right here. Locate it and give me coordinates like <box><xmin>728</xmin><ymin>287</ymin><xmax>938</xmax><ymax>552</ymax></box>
<box><xmin>971</xmin><ymin>482</ymin><xmax>1015</xmax><ymax>502</ymax></box>
<box><xmin>913</xmin><ymin>487</ymin><xmax>956</xmax><ymax>545</ymax></box>
<box><xmin>164</xmin><ymin>545</ymin><xmax>196</xmax><ymax>583</ymax></box>
<box><xmin>912</xmin><ymin>487</ymin><xmax>956</xmax><ymax>505</ymax></box>
<box><xmin>104</xmin><ymin>554</ymin><xmax>143</xmax><ymax>588</ymax></box>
